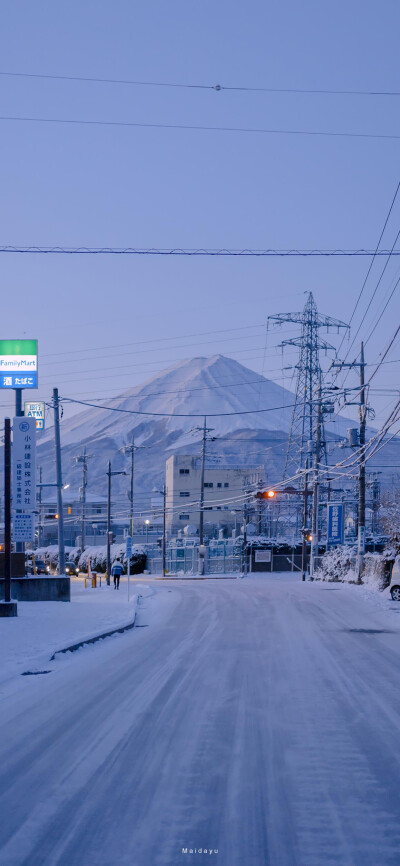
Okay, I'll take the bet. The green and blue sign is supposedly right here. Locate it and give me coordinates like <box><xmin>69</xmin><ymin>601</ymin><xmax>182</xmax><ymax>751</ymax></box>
<box><xmin>0</xmin><ymin>339</ymin><xmax>38</xmax><ymax>389</ymax></box>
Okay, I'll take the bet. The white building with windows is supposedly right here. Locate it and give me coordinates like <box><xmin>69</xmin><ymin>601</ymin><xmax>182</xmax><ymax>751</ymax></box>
<box><xmin>165</xmin><ymin>455</ymin><xmax>263</xmax><ymax>535</ymax></box>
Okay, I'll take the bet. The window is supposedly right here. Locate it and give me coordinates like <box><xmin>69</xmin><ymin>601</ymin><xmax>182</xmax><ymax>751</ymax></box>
<box><xmin>179</xmin><ymin>468</ymin><xmax>190</xmax><ymax>475</ymax></box>
<box><xmin>96</xmin><ymin>508</ymin><xmax>102</xmax><ymax>514</ymax></box>
<box><xmin>180</xmin><ymin>491</ymin><xmax>190</xmax><ymax>497</ymax></box>
<box><xmin>204</xmin><ymin>482</ymin><xmax>213</xmax><ymax>488</ymax></box>
<box><xmin>224</xmin><ymin>483</ymin><xmax>229</xmax><ymax>488</ymax></box>
<box><xmin>204</xmin><ymin>506</ymin><xmax>213</xmax><ymax>511</ymax></box>
<box><xmin>179</xmin><ymin>514</ymin><xmax>190</xmax><ymax>520</ymax></box>
<box><xmin>217</xmin><ymin>482</ymin><xmax>222</xmax><ymax>488</ymax></box>
<box><xmin>216</xmin><ymin>506</ymin><xmax>221</xmax><ymax>510</ymax></box>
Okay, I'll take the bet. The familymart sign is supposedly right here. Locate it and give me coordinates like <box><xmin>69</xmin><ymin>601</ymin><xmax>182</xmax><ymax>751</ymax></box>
<box><xmin>0</xmin><ymin>340</ymin><xmax>38</xmax><ymax>388</ymax></box>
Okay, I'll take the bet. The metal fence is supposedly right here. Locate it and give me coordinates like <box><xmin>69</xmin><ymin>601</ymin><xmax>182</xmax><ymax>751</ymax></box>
<box><xmin>146</xmin><ymin>547</ymin><xmax>242</xmax><ymax>576</ymax></box>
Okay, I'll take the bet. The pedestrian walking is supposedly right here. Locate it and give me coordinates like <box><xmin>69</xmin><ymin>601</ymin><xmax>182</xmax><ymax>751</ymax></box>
<box><xmin>111</xmin><ymin>558</ymin><xmax>124</xmax><ymax>590</ymax></box>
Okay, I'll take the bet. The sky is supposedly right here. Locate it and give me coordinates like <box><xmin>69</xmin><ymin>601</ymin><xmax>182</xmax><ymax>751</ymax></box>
<box><xmin>0</xmin><ymin>0</ymin><xmax>400</xmax><ymax>432</ymax></box>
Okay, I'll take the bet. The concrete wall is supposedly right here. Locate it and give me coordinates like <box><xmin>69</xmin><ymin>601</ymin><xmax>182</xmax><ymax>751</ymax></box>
<box><xmin>0</xmin><ymin>577</ymin><xmax>70</xmax><ymax>601</ymax></box>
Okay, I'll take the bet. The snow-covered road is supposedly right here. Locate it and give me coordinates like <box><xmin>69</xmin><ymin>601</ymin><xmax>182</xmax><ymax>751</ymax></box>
<box><xmin>1</xmin><ymin>575</ymin><xmax>400</xmax><ymax>866</ymax></box>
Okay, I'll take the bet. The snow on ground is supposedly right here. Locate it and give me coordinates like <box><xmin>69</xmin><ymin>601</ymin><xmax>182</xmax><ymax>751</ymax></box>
<box><xmin>0</xmin><ymin>577</ymin><xmax>146</xmax><ymax>686</ymax></box>
<box><xmin>1</xmin><ymin>575</ymin><xmax>400</xmax><ymax>864</ymax></box>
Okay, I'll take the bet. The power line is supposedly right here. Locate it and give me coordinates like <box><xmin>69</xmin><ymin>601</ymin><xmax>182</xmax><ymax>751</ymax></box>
<box><xmin>60</xmin><ymin>395</ymin><xmax>295</xmax><ymax>418</ymax></box>
<box><xmin>0</xmin><ymin>114</ymin><xmax>399</xmax><ymax>141</ymax></box>
<box><xmin>2</xmin><ymin>245</ymin><xmax>400</xmax><ymax>258</ymax></box>
<box><xmin>335</xmin><ymin>180</ymin><xmax>400</xmax><ymax>361</ymax></box>
<box><xmin>2</xmin><ymin>70</ymin><xmax>400</xmax><ymax>98</ymax></box>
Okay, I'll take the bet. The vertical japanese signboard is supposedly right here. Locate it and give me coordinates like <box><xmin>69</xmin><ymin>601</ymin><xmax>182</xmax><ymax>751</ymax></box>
<box><xmin>327</xmin><ymin>502</ymin><xmax>344</xmax><ymax>545</ymax></box>
<box><xmin>0</xmin><ymin>340</ymin><xmax>38</xmax><ymax>389</ymax></box>
<box><xmin>12</xmin><ymin>417</ymin><xmax>36</xmax><ymax>511</ymax></box>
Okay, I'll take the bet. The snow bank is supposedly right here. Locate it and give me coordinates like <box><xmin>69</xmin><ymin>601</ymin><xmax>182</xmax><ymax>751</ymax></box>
<box><xmin>316</xmin><ymin>547</ymin><xmax>391</xmax><ymax>591</ymax></box>
<box><xmin>0</xmin><ymin>581</ymin><xmax>138</xmax><ymax>685</ymax></box>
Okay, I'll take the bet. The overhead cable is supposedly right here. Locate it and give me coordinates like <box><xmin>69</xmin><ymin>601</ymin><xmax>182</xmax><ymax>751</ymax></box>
<box><xmin>0</xmin><ymin>114</ymin><xmax>399</xmax><ymax>141</ymax></box>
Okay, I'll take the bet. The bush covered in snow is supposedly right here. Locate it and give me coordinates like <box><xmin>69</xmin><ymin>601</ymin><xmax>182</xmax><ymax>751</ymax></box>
<box><xmin>30</xmin><ymin>543</ymin><xmax>146</xmax><ymax>575</ymax></box>
<box><xmin>316</xmin><ymin>546</ymin><xmax>357</xmax><ymax>583</ymax></box>
<box><xmin>316</xmin><ymin>546</ymin><xmax>393</xmax><ymax>590</ymax></box>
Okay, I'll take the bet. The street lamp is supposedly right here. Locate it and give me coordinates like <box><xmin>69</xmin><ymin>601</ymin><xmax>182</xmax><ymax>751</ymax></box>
<box><xmin>144</xmin><ymin>519</ymin><xmax>150</xmax><ymax>544</ymax></box>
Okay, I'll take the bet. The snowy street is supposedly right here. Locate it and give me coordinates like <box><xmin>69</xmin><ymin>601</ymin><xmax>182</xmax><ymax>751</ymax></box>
<box><xmin>1</xmin><ymin>575</ymin><xmax>400</xmax><ymax>865</ymax></box>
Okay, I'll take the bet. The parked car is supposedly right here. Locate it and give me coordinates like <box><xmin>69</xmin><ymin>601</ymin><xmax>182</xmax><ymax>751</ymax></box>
<box><xmin>65</xmin><ymin>561</ymin><xmax>79</xmax><ymax>576</ymax></box>
<box><xmin>389</xmin><ymin>556</ymin><xmax>400</xmax><ymax>600</ymax></box>
<box><xmin>25</xmin><ymin>558</ymin><xmax>50</xmax><ymax>575</ymax></box>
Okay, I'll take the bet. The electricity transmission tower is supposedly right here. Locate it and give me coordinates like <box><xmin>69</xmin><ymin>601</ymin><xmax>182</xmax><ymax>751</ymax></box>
<box><xmin>268</xmin><ymin>292</ymin><xmax>349</xmax><ymax>480</ymax></box>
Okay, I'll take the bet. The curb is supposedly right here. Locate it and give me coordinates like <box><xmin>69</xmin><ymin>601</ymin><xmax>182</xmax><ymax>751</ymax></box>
<box><xmin>50</xmin><ymin>596</ymin><xmax>139</xmax><ymax>661</ymax></box>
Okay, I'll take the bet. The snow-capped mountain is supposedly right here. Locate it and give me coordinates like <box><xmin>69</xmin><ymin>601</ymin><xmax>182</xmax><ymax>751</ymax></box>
<box><xmin>34</xmin><ymin>355</ymin><xmax>391</xmax><ymax>504</ymax></box>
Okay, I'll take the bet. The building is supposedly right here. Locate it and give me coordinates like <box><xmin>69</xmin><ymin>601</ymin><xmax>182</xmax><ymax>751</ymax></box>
<box><xmin>165</xmin><ymin>455</ymin><xmax>263</xmax><ymax>536</ymax></box>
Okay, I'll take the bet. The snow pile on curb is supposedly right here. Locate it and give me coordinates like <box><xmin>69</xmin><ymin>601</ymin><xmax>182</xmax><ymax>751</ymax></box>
<box><xmin>0</xmin><ymin>582</ymin><xmax>139</xmax><ymax>684</ymax></box>
<box><xmin>316</xmin><ymin>546</ymin><xmax>390</xmax><ymax>591</ymax></box>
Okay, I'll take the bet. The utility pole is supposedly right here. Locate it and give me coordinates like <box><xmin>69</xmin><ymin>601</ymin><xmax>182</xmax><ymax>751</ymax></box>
<box><xmin>162</xmin><ymin>483</ymin><xmax>166</xmax><ymax>577</ymax></box>
<box><xmin>194</xmin><ymin>416</ymin><xmax>215</xmax><ymax>546</ymax></box>
<box><xmin>75</xmin><ymin>448</ymin><xmax>93</xmax><ymax>552</ymax></box>
<box><xmin>301</xmin><ymin>458</ymin><xmax>309</xmax><ymax>581</ymax></box>
<box><xmin>199</xmin><ymin>417</ymin><xmax>206</xmax><ymax>546</ymax></box>
<box><xmin>358</xmin><ymin>341</ymin><xmax>366</xmax><ymax>582</ymax></box>
<box><xmin>53</xmin><ymin>388</ymin><xmax>65</xmax><ymax>576</ymax></box>
<box><xmin>37</xmin><ymin>466</ymin><xmax>42</xmax><ymax>547</ymax></box>
<box><xmin>242</xmin><ymin>496</ymin><xmax>248</xmax><ymax>575</ymax></box>
<box><xmin>14</xmin><ymin>388</ymin><xmax>24</xmax><ymax>555</ymax></box>
<box><xmin>106</xmin><ymin>461</ymin><xmax>112</xmax><ymax>586</ymax></box>
<box><xmin>123</xmin><ymin>439</ymin><xmax>136</xmax><ymax>539</ymax></box>
<box><xmin>310</xmin><ymin>383</ymin><xmax>322</xmax><ymax>579</ymax></box>
<box><xmin>0</xmin><ymin>418</ymin><xmax>17</xmax><ymax>616</ymax></box>
<box><xmin>332</xmin><ymin>343</ymin><xmax>367</xmax><ymax>582</ymax></box>
<box><xmin>106</xmin><ymin>461</ymin><xmax>126</xmax><ymax>585</ymax></box>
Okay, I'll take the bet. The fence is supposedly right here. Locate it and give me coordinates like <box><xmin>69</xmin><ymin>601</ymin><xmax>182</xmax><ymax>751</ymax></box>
<box><xmin>146</xmin><ymin>547</ymin><xmax>242</xmax><ymax>576</ymax></box>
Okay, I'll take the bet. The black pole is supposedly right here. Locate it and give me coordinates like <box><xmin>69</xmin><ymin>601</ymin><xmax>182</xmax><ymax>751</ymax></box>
<box><xmin>4</xmin><ymin>419</ymin><xmax>11</xmax><ymax>603</ymax></box>
<box><xmin>162</xmin><ymin>483</ymin><xmax>166</xmax><ymax>577</ymax></box>
<box><xmin>358</xmin><ymin>342</ymin><xmax>366</xmax><ymax>582</ymax></box>
<box><xmin>301</xmin><ymin>458</ymin><xmax>309</xmax><ymax>581</ymax></box>
<box><xmin>199</xmin><ymin>416</ymin><xmax>206</xmax><ymax>546</ymax></box>
<box><xmin>106</xmin><ymin>461</ymin><xmax>111</xmax><ymax>585</ymax></box>
<box><xmin>14</xmin><ymin>389</ymin><xmax>23</xmax><ymax>555</ymax></box>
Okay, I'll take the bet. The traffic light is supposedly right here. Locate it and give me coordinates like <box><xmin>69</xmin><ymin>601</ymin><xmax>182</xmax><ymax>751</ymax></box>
<box><xmin>255</xmin><ymin>490</ymin><xmax>277</xmax><ymax>500</ymax></box>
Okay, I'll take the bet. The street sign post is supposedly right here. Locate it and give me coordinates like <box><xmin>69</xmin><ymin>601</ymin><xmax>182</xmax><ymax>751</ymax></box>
<box><xmin>12</xmin><ymin>417</ymin><xmax>36</xmax><ymax>512</ymax></box>
<box><xmin>0</xmin><ymin>340</ymin><xmax>38</xmax><ymax>389</ymax></box>
<box><xmin>13</xmin><ymin>513</ymin><xmax>34</xmax><ymax>543</ymax></box>
<box><xmin>24</xmin><ymin>401</ymin><xmax>45</xmax><ymax>430</ymax></box>
<box><xmin>327</xmin><ymin>502</ymin><xmax>344</xmax><ymax>545</ymax></box>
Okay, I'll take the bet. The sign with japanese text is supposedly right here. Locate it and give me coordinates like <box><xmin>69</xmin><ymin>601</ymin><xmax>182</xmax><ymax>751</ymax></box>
<box><xmin>13</xmin><ymin>513</ymin><xmax>34</xmax><ymax>542</ymax></box>
<box><xmin>126</xmin><ymin>536</ymin><xmax>132</xmax><ymax>557</ymax></box>
<box><xmin>0</xmin><ymin>339</ymin><xmax>38</xmax><ymax>389</ymax></box>
<box><xmin>24</xmin><ymin>401</ymin><xmax>45</xmax><ymax>430</ymax></box>
<box><xmin>255</xmin><ymin>550</ymin><xmax>272</xmax><ymax>563</ymax></box>
<box><xmin>12</xmin><ymin>417</ymin><xmax>36</xmax><ymax>511</ymax></box>
<box><xmin>327</xmin><ymin>502</ymin><xmax>344</xmax><ymax>545</ymax></box>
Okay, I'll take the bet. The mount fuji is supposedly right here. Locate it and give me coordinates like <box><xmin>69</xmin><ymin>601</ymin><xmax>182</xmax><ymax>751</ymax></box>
<box><xmin>34</xmin><ymin>355</ymin><xmax>387</xmax><ymax>505</ymax></box>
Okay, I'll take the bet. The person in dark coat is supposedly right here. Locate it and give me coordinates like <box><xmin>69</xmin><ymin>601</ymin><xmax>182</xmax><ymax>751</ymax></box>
<box><xmin>111</xmin><ymin>558</ymin><xmax>124</xmax><ymax>589</ymax></box>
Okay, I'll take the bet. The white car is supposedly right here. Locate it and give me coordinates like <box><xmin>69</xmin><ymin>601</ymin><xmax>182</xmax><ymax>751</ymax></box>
<box><xmin>389</xmin><ymin>555</ymin><xmax>400</xmax><ymax>601</ymax></box>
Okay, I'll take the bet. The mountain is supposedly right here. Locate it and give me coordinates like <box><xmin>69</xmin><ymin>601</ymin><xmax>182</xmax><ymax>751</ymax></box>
<box><xmin>34</xmin><ymin>355</ymin><xmax>395</xmax><ymax>506</ymax></box>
